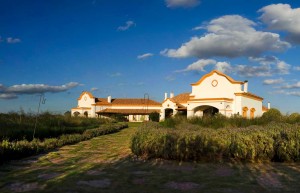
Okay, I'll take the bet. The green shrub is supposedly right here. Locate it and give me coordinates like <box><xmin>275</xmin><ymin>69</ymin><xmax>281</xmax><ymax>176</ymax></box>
<box><xmin>149</xmin><ymin>112</ymin><xmax>160</xmax><ymax>122</ymax></box>
<box><xmin>261</xmin><ymin>108</ymin><xmax>282</xmax><ymax>122</ymax></box>
<box><xmin>131</xmin><ymin>122</ymin><xmax>300</xmax><ymax>162</ymax></box>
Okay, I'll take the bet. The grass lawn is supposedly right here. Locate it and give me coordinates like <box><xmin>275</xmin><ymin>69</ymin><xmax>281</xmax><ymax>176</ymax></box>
<box><xmin>1</xmin><ymin>122</ymin><xmax>300</xmax><ymax>193</ymax></box>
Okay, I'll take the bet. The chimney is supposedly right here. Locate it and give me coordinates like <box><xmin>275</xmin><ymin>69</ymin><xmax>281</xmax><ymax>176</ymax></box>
<box><xmin>268</xmin><ymin>102</ymin><xmax>271</xmax><ymax>109</ymax></box>
<box><xmin>170</xmin><ymin>92</ymin><xmax>174</xmax><ymax>98</ymax></box>
<box><xmin>108</xmin><ymin>96</ymin><xmax>112</xmax><ymax>103</ymax></box>
<box><xmin>164</xmin><ymin>92</ymin><xmax>168</xmax><ymax>100</ymax></box>
<box><xmin>244</xmin><ymin>80</ymin><xmax>248</xmax><ymax>92</ymax></box>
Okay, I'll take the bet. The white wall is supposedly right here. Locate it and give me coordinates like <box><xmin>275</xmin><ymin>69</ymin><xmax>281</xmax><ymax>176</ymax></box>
<box><xmin>191</xmin><ymin>73</ymin><xmax>242</xmax><ymax>99</ymax></box>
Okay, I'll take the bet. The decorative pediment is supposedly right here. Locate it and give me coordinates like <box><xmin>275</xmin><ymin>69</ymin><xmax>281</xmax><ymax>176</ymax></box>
<box><xmin>191</xmin><ymin>70</ymin><xmax>244</xmax><ymax>86</ymax></box>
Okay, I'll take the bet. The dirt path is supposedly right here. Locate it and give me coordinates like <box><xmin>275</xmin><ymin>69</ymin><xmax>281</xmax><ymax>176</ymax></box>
<box><xmin>1</xmin><ymin>123</ymin><xmax>300</xmax><ymax>193</ymax></box>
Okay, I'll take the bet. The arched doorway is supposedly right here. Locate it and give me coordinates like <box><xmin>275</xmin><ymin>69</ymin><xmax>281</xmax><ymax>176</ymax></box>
<box><xmin>84</xmin><ymin>111</ymin><xmax>88</xmax><ymax>118</ymax></box>
<box><xmin>73</xmin><ymin>111</ymin><xmax>80</xmax><ymax>117</ymax></box>
<box><xmin>194</xmin><ymin>105</ymin><xmax>219</xmax><ymax>117</ymax></box>
<box><xmin>165</xmin><ymin>108</ymin><xmax>174</xmax><ymax>118</ymax></box>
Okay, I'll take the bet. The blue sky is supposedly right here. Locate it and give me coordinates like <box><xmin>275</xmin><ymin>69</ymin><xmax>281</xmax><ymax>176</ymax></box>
<box><xmin>1</xmin><ymin>0</ymin><xmax>300</xmax><ymax>114</ymax></box>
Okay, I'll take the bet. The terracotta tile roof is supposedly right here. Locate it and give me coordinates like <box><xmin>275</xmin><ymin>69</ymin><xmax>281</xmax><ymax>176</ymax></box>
<box><xmin>235</xmin><ymin>92</ymin><xmax>263</xmax><ymax>101</ymax></box>
<box><xmin>96</xmin><ymin>108</ymin><xmax>160</xmax><ymax>115</ymax></box>
<box><xmin>262</xmin><ymin>106</ymin><xmax>268</xmax><ymax>111</ymax></box>
<box><xmin>171</xmin><ymin>93</ymin><xmax>191</xmax><ymax>104</ymax></box>
<box><xmin>95</xmin><ymin>98</ymin><xmax>161</xmax><ymax>106</ymax></box>
<box><xmin>95</xmin><ymin>98</ymin><xmax>111</xmax><ymax>105</ymax></box>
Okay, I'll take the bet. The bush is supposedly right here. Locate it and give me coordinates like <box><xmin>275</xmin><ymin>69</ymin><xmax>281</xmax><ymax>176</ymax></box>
<box><xmin>149</xmin><ymin>112</ymin><xmax>160</xmax><ymax>122</ymax></box>
<box><xmin>131</xmin><ymin>122</ymin><xmax>300</xmax><ymax>162</ymax></box>
<box><xmin>261</xmin><ymin>108</ymin><xmax>282</xmax><ymax>122</ymax></box>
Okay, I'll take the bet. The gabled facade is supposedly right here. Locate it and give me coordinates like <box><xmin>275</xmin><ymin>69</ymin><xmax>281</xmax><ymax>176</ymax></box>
<box><xmin>160</xmin><ymin>70</ymin><xmax>269</xmax><ymax>120</ymax></box>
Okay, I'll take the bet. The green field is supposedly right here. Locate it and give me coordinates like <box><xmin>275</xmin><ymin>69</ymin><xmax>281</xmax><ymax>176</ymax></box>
<box><xmin>1</xmin><ymin>122</ymin><xmax>300</xmax><ymax>193</ymax></box>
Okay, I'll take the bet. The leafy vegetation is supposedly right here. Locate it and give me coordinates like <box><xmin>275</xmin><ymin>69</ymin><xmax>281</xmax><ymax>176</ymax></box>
<box><xmin>131</xmin><ymin>109</ymin><xmax>300</xmax><ymax>162</ymax></box>
<box><xmin>0</xmin><ymin>123</ymin><xmax>128</xmax><ymax>163</ymax></box>
<box><xmin>149</xmin><ymin>112</ymin><xmax>160</xmax><ymax>122</ymax></box>
<box><xmin>0</xmin><ymin>112</ymin><xmax>109</xmax><ymax>141</ymax></box>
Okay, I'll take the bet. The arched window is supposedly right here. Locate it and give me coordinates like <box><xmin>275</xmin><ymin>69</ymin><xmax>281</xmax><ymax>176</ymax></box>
<box><xmin>242</xmin><ymin>107</ymin><xmax>248</xmax><ymax>118</ymax></box>
<box><xmin>250</xmin><ymin>108</ymin><xmax>256</xmax><ymax>119</ymax></box>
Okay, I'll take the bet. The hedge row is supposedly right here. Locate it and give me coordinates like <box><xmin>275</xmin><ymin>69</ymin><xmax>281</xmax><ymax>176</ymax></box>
<box><xmin>131</xmin><ymin>122</ymin><xmax>300</xmax><ymax>162</ymax></box>
<box><xmin>0</xmin><ymin>123</ymin><xmax>128</xmax><ymax>163</ymax></box>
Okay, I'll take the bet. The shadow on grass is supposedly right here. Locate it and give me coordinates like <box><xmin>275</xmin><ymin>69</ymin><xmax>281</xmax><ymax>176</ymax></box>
<box><xmin>2</xmin><ymin>154</ymin><xmax>300</xmax><ymax>193</ymax></box>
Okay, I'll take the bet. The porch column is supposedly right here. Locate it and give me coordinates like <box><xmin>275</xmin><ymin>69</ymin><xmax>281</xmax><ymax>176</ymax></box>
<box><xmin>160</xmin><ymin>109</ymin><xmax>165</xmax><ymax>121</ymax></box>
<box><xmin>187</xmin><ymin>110</ymin><xmax>194</xmax><ymax>118</ymax></box>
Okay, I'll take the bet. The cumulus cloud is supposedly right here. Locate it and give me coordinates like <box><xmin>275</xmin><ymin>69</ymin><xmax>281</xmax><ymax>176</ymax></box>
<box><xmin>215</xmin><ymin>62</ymin><xmax>232</xmax><ymax>74</ymax></box>
<box><xmin>165</xmin><ymin>0</ymin><xmax>200</xmax><ymax>8</ymax></box>
<box><xmin>161</xmin><ymin>15</ymin><xmax>290</xmax><ymax>58</ymax></box>
<box><xmin>176</xmin><ymin>59</ymin><xmax>232</xmax><ymax>74</ymax></box>
<box><xmin>176</xmin><ymin>59</ymin><xmax>216</xmax><ymax>72</ymax></box>
<box><xmin>242</xmin><ymin>56</ymin><xmax>291</xmax><ymax>77</ymax></box>
<box><xmin>117</xmin><ymin>21</ymin><xmax>135</xmax><ymax>31</ymax></box>
<box><xmin>137</xmin><ymin>53</ymin><xmax>153</xmax><ymax>60</ymax></box>
<box><xmin>177</xmin><ymin>55</ymin><xmax>291</xmax><ymax>77</ymax></box>
<box><xmin>7</xmin><ymin>37</ymin><xmax>21</xmax><ymax>44</ymax></box>
<box><xmin>0</xmin><ymin>82</ymin><xmax>80</xmax><ymax>100</ymax></box>
<box><xmin>259</xmin><ymin>4</ymin><xmax>300</xmax><ymax>44</ymax></box>
<box><xmin>263</xmin><ymin>78</ymin><xmax>284</xmax><ymax>85</ymax></box>
<box><xmin>234</xmin><ymin>64</ymin><xmax>273</xmax><ymax>77</ymax></box>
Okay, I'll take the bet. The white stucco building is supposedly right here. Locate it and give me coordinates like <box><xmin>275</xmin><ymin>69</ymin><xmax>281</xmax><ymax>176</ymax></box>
<box><xmin>160</xmin><ymin>70</ymin><xmax>268</xmax><ymax>120</ymax></box>
<box><xmin>71</xmin><ymin>92</ymin><xmax>161</xmax><ymax>122</ymax></box>
<box><xmin>72</xmin><ymin>70</ymin><xmax>269</xmax><ymax>121</ymax></box>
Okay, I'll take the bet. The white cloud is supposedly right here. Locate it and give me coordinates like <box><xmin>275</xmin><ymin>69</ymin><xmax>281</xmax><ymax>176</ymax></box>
<box><xmin>176</xmin><ymin>59</ymin><xmax>232</xmax><ymax>74</ymax></box>
<box><xmin>275</xmin><ymin>61</ymin><xmax>290</xmax><ymax>75</ymax></box>
<box><xmin>165</xmin><ymin>0</ymin><xmax>200</xmax><ymax>8</ymax></box>
<box><xmin>0</xmin><ymin>93</ymin><xmax>17</xmax><ymax>100</ymax></box>
<box><xmin>215</xmin><ymin>62</ymin><xmax>232</xmax><ymax>74</ymax></box>
<box><xmin>263</xmin><ymin>78</ymin><xmax>284</xmax><ymax>85</ymax></box>
<box><xmin>293</xmin><ymin>66</ymin><xmax>300</xmax><ymax>71</ymax></box>
<box><xmin>108</xmin><ymin>72</ymin><xmax>122</xmax><ymax>77</ymax></box>
<box><xmin>5</xmin><ymin>82</ymin><xmax>80</xmax><ymax>94</ymax></box>
<box><xmin>176</xmin><ymin>59</ymin><xmax>216</xmax><ymax>72</ymax></box>
<box><xmin>165</xmin><ymin>75</ymin><xmax>176</xmax><ymax>81</ymax></box>
<box><xmin>117</xmin><ymin>21</ymin><xmax>135</xmax><ymax>31</ymax></box>
<box><xmin>249</xmin><ymin>56</ymin><xmax>278</xmax><ymax>65</ymax></box>
<box><xmin>0</xmin><ymin>82</ymin><xmax>80</xmax><ymax>99</ymax></box>
<box><xmin>90</xmin><ymin>87</ymin><xmax>99</xmax><ymax>92</ymax></box>
<box><xmin>234</xmin><ymin>64</ymin><xmax>273</xmax><ymax>77</ymax></box>
<box><xmin>259</xmin><ymin>4</ymin><xmax>300</xmax><ymax>43</ymax></box>
<box><xmin>245</xmin><ymin>56</ymin><xmax>291</xmax><ymax>76</ymax></box>
<box><xmin>137</xmin><ymin>53</ymin><xmax>153</xmax><ymax>60</ymax></box>
<box><xmin>286</xmin><ymin>91</ymin><xmax>300</xmax><ymax>97</ymax></box>
<box><xmin>7</xmin><ymin>37</ymin><xmax>21</xmax><ymax>44</ymax></box>
<box><xmin>161</xmin><ymin>15</ymin><xmax>290</xmax><ymax>58</ymax></box>
<box><xmin>280</xmin><ymin>82</ymin><xmax>300</xmax><ymax>89</ymax></box>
